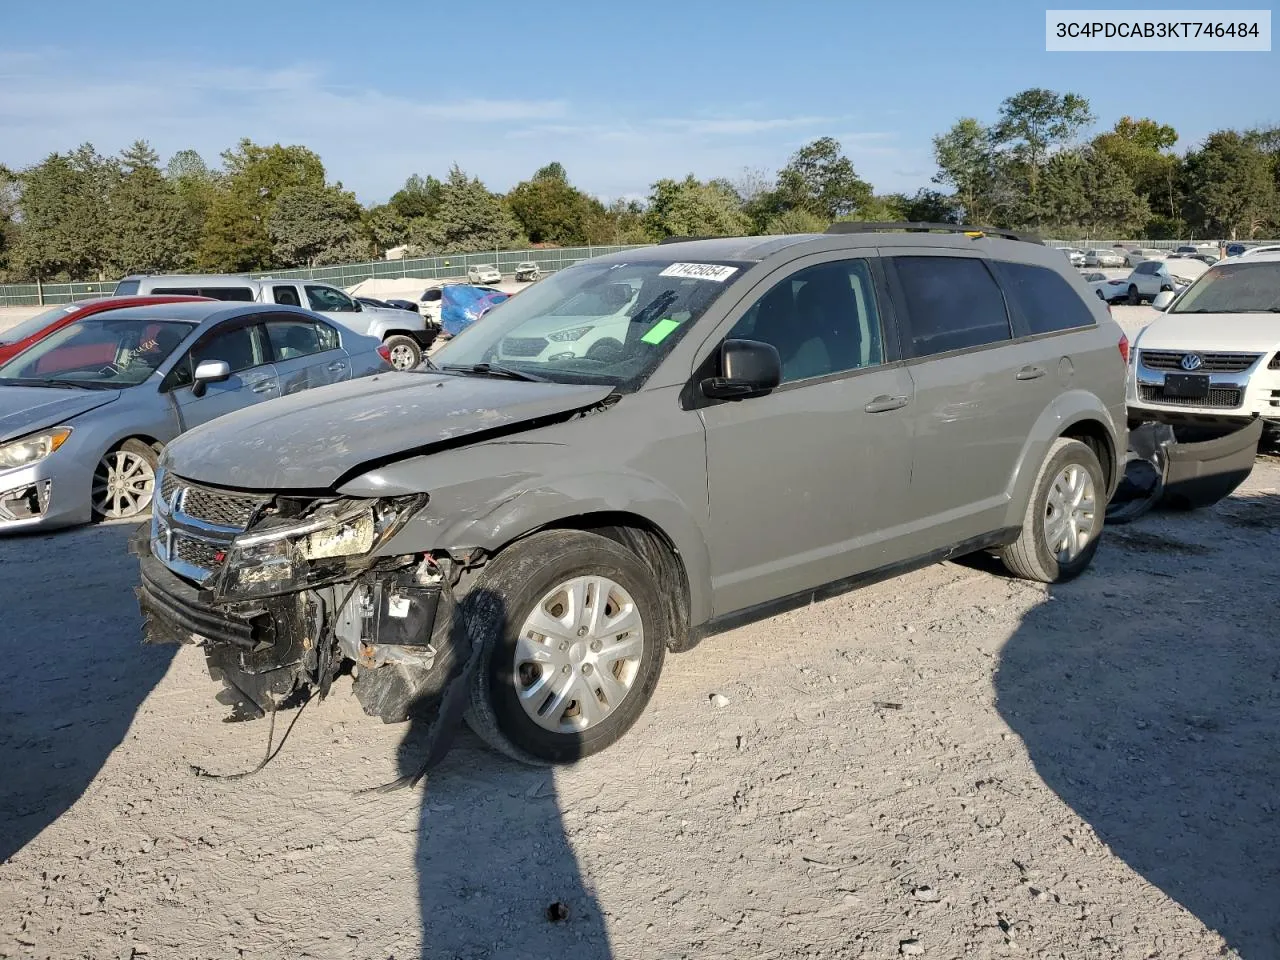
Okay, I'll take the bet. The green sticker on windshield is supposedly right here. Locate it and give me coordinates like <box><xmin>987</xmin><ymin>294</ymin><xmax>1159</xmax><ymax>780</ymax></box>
<box><xmin>641</xmin><ymin>317</ymin><xmax>681</xmax><ymax>345</ymax></box>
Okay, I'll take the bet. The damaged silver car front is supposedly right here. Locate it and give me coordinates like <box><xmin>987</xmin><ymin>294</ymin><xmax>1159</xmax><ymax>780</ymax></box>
<box><xmin>133</xmin><ymin>471</ymin><xmax>473</xmax><ymax>740</ymax></box>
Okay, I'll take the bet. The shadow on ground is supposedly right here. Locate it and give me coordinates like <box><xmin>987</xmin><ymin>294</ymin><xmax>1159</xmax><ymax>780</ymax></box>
<box><xmin>396</xmin><ymin>587</ymin><xmax>613</xmax><ymax>959</ymax></box>
<box><xmin>996</xmin><ymin>493</ymin><xmax>1280</xmax><ymax>956</ymax></box>
<box><xmin>0</xmin><ymin>522</ymin><xmax>173</xmax><ymax>864</ymax></box>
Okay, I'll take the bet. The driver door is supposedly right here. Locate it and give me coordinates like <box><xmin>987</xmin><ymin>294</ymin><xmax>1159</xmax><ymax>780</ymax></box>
<box><xmin>698</xmin><ymin>254</ymin><xmax>917</xmax><ymax>617</ymax></box>
<box><xmin>305</xmin><ymin>284</ymin><xmax>368</xmax><ymax>335</ymax></box>
<box><xmin>169</xmin><ymin>322</ymin><xmax>280</xmax><ymax>430</ymax></box>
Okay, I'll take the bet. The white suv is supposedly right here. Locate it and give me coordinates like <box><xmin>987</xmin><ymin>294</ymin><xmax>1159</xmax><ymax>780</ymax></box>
<box><xmin>1127</xmin><ymin>252</ymin><xmax>1280</xmax><ymax>431</ymax></box>
<box><xmin>467</xmin><ymin>264</ymin><xmax>502</xmax><ymax>285</ymax></box>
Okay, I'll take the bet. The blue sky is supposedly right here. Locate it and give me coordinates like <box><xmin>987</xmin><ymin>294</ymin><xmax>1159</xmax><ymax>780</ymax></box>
<box><xmin>2</xmin><ymin>0</ymin><xmax>1276</xmax><ymax>203</ymax></box>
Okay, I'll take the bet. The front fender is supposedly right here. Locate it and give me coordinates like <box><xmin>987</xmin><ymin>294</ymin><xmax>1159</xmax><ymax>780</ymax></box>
<box><xmin>1001</xmin><ymin>389</ymin><xmax>1122</xmax><ymax>530</ymax></box>
<box><xmin>367</xmin><ymin>465</ymin><xmax>715</xmax><ymax>626</ymax></box>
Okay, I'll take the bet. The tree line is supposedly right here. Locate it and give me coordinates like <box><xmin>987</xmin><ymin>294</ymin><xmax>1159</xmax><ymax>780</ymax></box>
<box><xmin>1</xmin><ymin>86</ymin><xmax>1277</xmax><ymax>283</ymax></box>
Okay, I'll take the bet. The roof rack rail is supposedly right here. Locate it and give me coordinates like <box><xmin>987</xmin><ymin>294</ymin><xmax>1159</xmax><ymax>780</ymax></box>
<box><xmin>658</xmin><ymin>235</ymin><xmax>718</xmax><ymax>244</ymax></box>
<box><xmin>824</xmin><ymin>221</ymin><xmax>1043</xmax><ymax>245</ymax></box>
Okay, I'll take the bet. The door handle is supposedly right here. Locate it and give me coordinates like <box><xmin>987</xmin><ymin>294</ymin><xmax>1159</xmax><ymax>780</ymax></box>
<box><xmin>1016</xmin><ymin>366</ymin><xmax>1047</xmax><ymax>380</ymax></box>
<box><xmin>326</xmin><ymin>361</ymin><xmax>347</xmax><ymax>372</ymax></box>
<box><xmin>251</xmin><ymin>380</ymin><xmax>277</xmax><ymax>394</ymax></box>
<box><xmin>864</xmin><ymin>394</ymin><xmax>909</xmax><ymax>413</ymax></box>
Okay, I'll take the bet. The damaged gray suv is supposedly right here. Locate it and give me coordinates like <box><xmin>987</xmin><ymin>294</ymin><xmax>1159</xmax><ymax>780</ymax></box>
<box><xmin>135</xmin><ymin>224</ymin><xmax>1127</xmax><ymax>766</ymax></box>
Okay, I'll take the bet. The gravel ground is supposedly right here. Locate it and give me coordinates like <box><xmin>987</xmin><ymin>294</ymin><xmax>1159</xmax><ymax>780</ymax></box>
<box><xmin>1</xmin><ymin>454</ymin><xmax>1277</xmax><ymax>960</ymax></box>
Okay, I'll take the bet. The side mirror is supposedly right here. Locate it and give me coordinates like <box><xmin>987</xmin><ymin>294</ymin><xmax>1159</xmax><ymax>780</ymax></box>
<box><xmin>191</xmin><ymin>359</ymin><xmax>231</xmax><ymax>398</ymax></box>
<box><xmin>700</xmin><ymin>339</ymin><xmax>782</xmax><ymax>400</ymax></box>
<box><xmin>1151</xmin><ymin>291</ymin><xmax>1175</xmax><ymax>311</ymax></box>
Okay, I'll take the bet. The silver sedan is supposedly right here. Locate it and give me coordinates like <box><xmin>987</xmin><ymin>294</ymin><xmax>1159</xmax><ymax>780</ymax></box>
<box><xmin>0</xmin><ymin>301</ymin><xmax>390</xmax><ymax>532</ymax></box>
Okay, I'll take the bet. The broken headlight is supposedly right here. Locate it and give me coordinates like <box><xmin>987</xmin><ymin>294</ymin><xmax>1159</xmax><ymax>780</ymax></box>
<box><xmin>211</xmin><ymin>495</ymin><xmax>425</xmax><ymax>601</ymax></box>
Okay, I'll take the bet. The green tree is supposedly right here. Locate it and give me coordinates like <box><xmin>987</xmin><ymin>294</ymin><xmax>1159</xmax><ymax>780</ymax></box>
<box><xmin>423</xmin><ymin>165</ymin><xmax>524</xmax><ymax>253</ymax></box>
<box><xmin>1091</xmin><ymin>117</ymin><xmax>1181</xmax><ymax>229</ymax></box>
<box><xmin>507</xmin><ymin>162</ymin><xmax>608</xmax><ymax>244</ymax></box>
<box><xmin>0</xmin><ymin>165</ymin><xmax>17</xmax><ymax>281</ymax></box>
<box><xmin>643</xmin><ymin>175</ymin><xmax>751</xmax><ymax>238</ymax></box>
<box><xmin>269</xmin><ymin>184</ymin><xmax>369</xmax><ymax>267</ymax></box>
<box><xmin>774</xmin><ymin>137</ymin><xmax>872</xmax><ymax>219</ymax></box>
<box><xmin>898</xmin><ymin>189</ymin><xmax>962</xmax><ymax>223</ymax></box>
<box><xmin>389</xmin><ymin>173</ymin><xmax>444</xmax><ymax>221</ymax></box>
<box><xmin>1182</xmin><ymin>131</ymin><xmax>1278</xmax><ymax>240</ymax></box>
<box><xmin>365</xmin><ymin>204</ymin><xmax>413</xmax><ymax>252</ymax></box>
<box><xmin>601</xmin><ymin>198</ymin><xmax>652</xmax><ymax>244</ymax></box>
<box><xmin>198</xmin><ymin>190</ymin><xmax>271</xmax><ymax>272</ymax></box>
<box><xmin>166</xmin><ymin>149</ymin><xmax>218</xmax><ymax>265</ymax></box>
<box><xmin>105</xmin><ymin>140</ymin><xmax>188</xmax><ymax>275</ymax></box>
<box><xmin>12</xmin><ymin>144</ymin><xmax>112</xmax><ymax>280</ymax></box>
<box><xmin>933</xmin><ymin>118</ymin><xmax>1000</xmax><ymax>224</ymax></box>
<box><xmin>763</xmin><ymin>207</ymin><xmax>828</xmax><ymax>234</ymax></box>
<box><xmin>220</xmin><ymin>139</ymin><xmax>326</xmax><ymax>211</ymax></box>
<box><xmin>991</xmin><ymin>89</ymin><xmax>1095</xmax><ymax>226</ymax></box>
<box><xmin>1042</xmin><ymin>148</ymin><xmax>1148</xmax><ymax>238</ymax></box>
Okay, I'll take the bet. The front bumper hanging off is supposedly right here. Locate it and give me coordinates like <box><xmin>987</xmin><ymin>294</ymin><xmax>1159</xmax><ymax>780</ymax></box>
<box><xmin>133</xmin><ymin>537</ymin><xmax>474</xmax><ymax>737</ymax></box>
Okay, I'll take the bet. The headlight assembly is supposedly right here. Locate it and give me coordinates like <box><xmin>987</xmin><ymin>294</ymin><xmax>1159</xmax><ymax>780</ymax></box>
<box><xmin>0</xmin><ymin>427</ymin><xmax>72</xmax><ymax>471</ymax></box>
<box><xmin>211</xmin><ymin>494</ymin><xmax>426</xmax><ymax>601</ymax></box>
<box><xmin>546</xmin><ymin>325</ymin><xmax>593</xmax><ymax>342</ymax></box>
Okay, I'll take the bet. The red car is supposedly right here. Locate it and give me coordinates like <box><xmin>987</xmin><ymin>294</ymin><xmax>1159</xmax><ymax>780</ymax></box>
<box><xmin>0</xmin><ymin>295</ymin><xmax>213</xmax><ymax>366</ymax></box>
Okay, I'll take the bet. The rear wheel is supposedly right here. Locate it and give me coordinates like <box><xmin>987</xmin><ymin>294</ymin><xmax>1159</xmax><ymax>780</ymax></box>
<box><xmin>1127</xmin><ymin>285</ymin><xmax>1140</xmax><ymax>305</ymax></box>
<box><xmin>464</xmin><ymin>530</ymin><xmax>667</xmax><ymax>765</ymax></box>
<box><xmin>383</xmin><ymin>334</ymin><xmax>422</xmax><ymax>370</ymax></box>
<box><xmin>92</xmin><ymin>439</ymin><xmax>158</xmax><ymax>521</ymax></box>
<box><xmin>1001</xmin><ymin>438</ymin><xmax>1105</xmax><ymax>583</ymax></box>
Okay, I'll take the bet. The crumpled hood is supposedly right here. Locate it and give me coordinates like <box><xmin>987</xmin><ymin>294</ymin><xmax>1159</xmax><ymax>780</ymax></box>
<box><xmin>0</xmin><ymin>385</ymin><xmax>119</xmax><ymax>443</ymax></box>
<box><xmin>163</xmin><ymin>371</ymin><xmax>615</xmax><ymax>490</ymax></box>
<box><xmin>1136</xmin><ymin>312</ymin><xmax>1280</xmax><ymax>353</ymax></box>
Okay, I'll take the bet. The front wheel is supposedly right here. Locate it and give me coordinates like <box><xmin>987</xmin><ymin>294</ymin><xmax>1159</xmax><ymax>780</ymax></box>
<box><xmin>1127</xmin><ymin>285</ymin><xmax>1140</xmax><ymax>305</ymax></box>
<box><xmin>92</xmin><ymin>438</ymin><xmax>159</xmax><ymax>521</ymax></box>
<box><xmin>383</xmin><ymin>334</ymin><xmax>422</xmax><ymax>370</ymax></box>
<box><xmin>1001</xmin><ymin>438</ymin><xmax>1105</xmax><ymax>583</ymax></box>
<box><xmin>464</xmin><ymin>530</ymin><xmax>667</xmax><ymax>765</ymax></box>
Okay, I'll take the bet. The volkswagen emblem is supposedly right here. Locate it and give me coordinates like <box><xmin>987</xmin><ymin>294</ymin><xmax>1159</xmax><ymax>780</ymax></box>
<box><xmin>1180</xmin><ymin>353</ymin><xmax>1204</xmax><ymax>371</ymax></box>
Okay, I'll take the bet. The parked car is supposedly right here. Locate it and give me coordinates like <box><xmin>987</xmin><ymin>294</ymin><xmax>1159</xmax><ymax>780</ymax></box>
<box><xmin>1234</xmin><ymin>243</ymin><xmax>1280</xmax><ymax>259</ymax></box>
<box><xmin>0</xmin><ymin>295</ymin><xmax>211</xmax><ymax>364</ymax></box>
<box><xmin>515</xmin><ymin>261</ymin><xmax>542</xmax><ymax>282</ymax></box>
<box><xmin>1127</xmin><ymin>253</ymin><xmax>1280</xmax><ymax>431</ymax></box>
<box><xmin>1124</xmin><ymin>248</ymin><xmax>1166</xmax><ymax>267</ymax></box>
<box><xmin>136</xmin><ymin>224</ymin><xmax>1126</xmax><ymax>766</ymax></box>
<box><xmin>1120</xmin><ymin>259</ymin><xmax>1209</xmax><ymax>304</ymax></box>
<box><xmin>0</xmin><ymin>302</ymin><xmax>390</xmax><ymax>532</ymax></box>
<box><xmin>355</xmin><ymin>296</ymin><xmax>395</xmax><ymax>310</ymax></box>
<box><xmin>113</xmin><ymin>275</ymin><xmax>432</xmax><ymax>371</ymax></box>
<box><xmin>1084</xmin><ymin>249</ymin><xmax>1126</xmax><ymax>267</ymax></box>
<box><xmin>437</xmin><ymin>285</ymin><xmax>511</xmax><ymax>339</ymax></box>
<box><xmin>1059</xmin><ymin>247</ymin><xmax>1086</xmax><ymax>266</ymax></box>
<box><xmin>384</xmin><ymin>298</ymin><xmax>421</xmax><ymax>313</ymax></box>
<box><xmin>467</xmin><ymin>264</ymin><xmax>503</xmax><ymax>285</ymax></box>
<box><xmin>1081</xmin><ymin>270</ymin><xmax>1131</xmax><ymax>303</ymax></box>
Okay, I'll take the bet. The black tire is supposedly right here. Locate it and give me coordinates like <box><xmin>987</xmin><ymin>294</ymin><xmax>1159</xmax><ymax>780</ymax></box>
<box><xmin>463</xmin><ymin>529</ymin><xmax>667</xmax><ymax>765</ymax></box>
<box><xmin>91</xmin><ymin>438</ymin><xmax>159</xmax><ymax>522</ymax></box>
<box><xmin>1001</xmin><ymin>438</ymin><xmax>1106</xmax><ymax>583</ymax></box>
<box><xmin>1127</xmin><ymin>285</ymin><xmax>1140</xmax><ymax>305</ymax></box>
<box><xmin>383</xmin><ymin>334</ymin><xmax>422</xmax><ymax>370</ymax></box>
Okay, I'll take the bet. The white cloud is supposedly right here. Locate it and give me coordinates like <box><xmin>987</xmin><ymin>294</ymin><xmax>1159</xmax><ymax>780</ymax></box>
<box><xmin>0</xmin><ymin>50</ymin><xmax>926</xmax><ymax>201</ymax></box>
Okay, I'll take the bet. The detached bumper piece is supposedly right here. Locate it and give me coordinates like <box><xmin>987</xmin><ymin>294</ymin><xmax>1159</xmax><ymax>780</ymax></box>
<box><xmin>1107</xmin><ymin>418</ymin><xmax>1263</xmax><ymax>523</ymax></box>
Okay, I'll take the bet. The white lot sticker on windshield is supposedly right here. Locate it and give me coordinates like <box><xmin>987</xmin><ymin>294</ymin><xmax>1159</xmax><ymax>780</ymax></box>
<box><xmin>659</xmin><ymin>262</ymin><xmax>738</xmax><ymax>282</ymax></box>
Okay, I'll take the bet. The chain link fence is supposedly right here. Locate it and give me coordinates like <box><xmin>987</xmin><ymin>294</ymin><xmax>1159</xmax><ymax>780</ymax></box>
<box><xmin>4</xmin><ymin>238</ymin><xmax>1278</xmax><ymax>307</ymax></box>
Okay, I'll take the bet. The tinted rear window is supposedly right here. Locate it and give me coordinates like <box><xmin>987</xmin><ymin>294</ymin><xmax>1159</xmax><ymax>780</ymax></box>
<box><xmin>154</xmin><ymin>286</ymin><xmax>254</xmax><ymax>302</ymax></box>
<box><xmin>893</xmin><ymin>256</ymin><xmax>1012</xmax><ymax>357</ymax></box>
<box><xmin>993</xmin><ymin>261</ymin><xmax>1096</xmax><ymax>334</ymax></box>
<box><xmin>114</xmin><ymin>280</ymin><xmax>140</xmax><ymax>296</ymax></box>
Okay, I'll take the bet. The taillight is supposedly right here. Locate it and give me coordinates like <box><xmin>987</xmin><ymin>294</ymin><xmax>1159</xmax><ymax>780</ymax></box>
<box><xmin>1118</xmin><ymin>333</ymin><xmax>1130</xmax><ymax>364</ymax></box>
<box><xmin>376</xmin><ymin>344</ymin><xmax>392</xmax><ymax>365</ymax></box>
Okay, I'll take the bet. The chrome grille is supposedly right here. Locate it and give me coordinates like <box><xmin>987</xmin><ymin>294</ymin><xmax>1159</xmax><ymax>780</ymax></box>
<box><xmin>172</xmin><ymin>535</ymin><xmax>225</xmax><ymax>570</ymax></box>
<box><xmin>1139</xmin><ymin>350</ymin><xmax>1261</xmax><ymax>373</ymax></box>
<box><xmin>501</xmin><ymin>336</ymin><xmax>547</xmax><ymax>357</ymax></box>
<box><xmin>160</xmin><ymin>470</ymin><xmax>179</xmax><ymax>503</ymax></box>
<box><xmin>1139</xmin><ymin>384</ymin><xmax>1243</xmax><ymax>408</ymax></box>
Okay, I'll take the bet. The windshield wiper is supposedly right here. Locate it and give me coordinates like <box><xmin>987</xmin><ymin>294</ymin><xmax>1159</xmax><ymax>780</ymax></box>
<box><xmin>439</xmin><ymin>363</ymin><xmax>548</xmax><ymax>382</ymax></box>
<box><xmin>6</xmin><ymin>378</ymin><xmax>113</xmax><ymax>390</ymax></box>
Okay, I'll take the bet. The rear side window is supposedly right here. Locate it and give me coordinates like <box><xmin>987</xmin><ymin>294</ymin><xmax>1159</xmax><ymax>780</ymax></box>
<box><xmin>153</xmin><ymin>286</ymin><xmax>254</xmax><ymax>302</ymax></box>
<box><xmin>114</xmin><ymin>280</ymin><xmax>140</xmax><ymax>296</ymax></box>
<box><xmin>993</xmin><ymin>262</ymin><xmax>1097</xmax><ymax>335</ymax></box>
<box><xmin>892</xmin><ymin>256</ymin><xmax>1012</xmax><ymax>358</ymax></box>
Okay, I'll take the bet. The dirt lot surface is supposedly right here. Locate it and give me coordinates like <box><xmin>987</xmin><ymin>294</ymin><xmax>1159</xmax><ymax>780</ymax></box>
<box><xmin>2</xmin><ymin>448</ymin><xmax>1277</xmax><ymax>959</ymax></box>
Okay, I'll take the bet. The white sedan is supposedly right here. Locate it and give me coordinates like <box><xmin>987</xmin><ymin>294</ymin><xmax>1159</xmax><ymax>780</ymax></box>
<box><xmin>1127</xmin><ymin>252</ymin><xmax>1280</xmax><ymax>430</ymax></box>
<box><xmin>1119</xmin><ymin>259</ymin><xmax>1209</xmax><ymax>304</ymax></box>
<box><xmin>467</xmin><ymin>264</ymin><xmax>503</xmax><ymax>285</ymax></box>
<box><xmin>1081</xmin><ymin>269</ymin><xmax>1131</xmax><ymax>303</ymax></box>
<box><xmin>1084</xmin><ymin>249</ymin><xmax>1126</xmax><ymax>267</ymax></box>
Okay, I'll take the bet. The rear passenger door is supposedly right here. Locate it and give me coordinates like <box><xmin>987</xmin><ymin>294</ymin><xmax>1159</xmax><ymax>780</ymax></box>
<box><xmin>263</xmin><ymin>315</ymin><xmax>350</xmax><ymax>395</ymax></box>
<box><xmin>168</xmin><ymin>322</ymin><xmax>280</xmax><ymax>430</ymax></box>
<box><xmin>885</xmin><ymin>253</ymin><xmax>1043</xmax><ymax>547</ymax></box>
<box><xmin>699</xmin><ymin>255</ymin><xmax>917</xmax><ymax>616</ymax></box>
